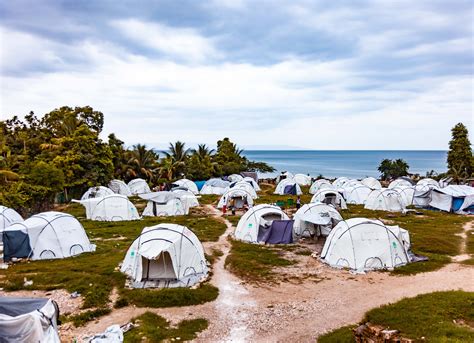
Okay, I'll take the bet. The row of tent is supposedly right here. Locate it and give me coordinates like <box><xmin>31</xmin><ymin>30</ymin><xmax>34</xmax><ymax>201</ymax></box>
<box><xmin>234</xmin><ymin>203</ymin><xmax>413</xmax><ymax>272</ymax></box>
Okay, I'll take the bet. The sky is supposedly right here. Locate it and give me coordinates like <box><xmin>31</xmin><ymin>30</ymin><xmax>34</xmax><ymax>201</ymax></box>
<box><xmin>0</xmin><ymin>0</ymin><xmax>472</xmax><ymax>150</ymax></box>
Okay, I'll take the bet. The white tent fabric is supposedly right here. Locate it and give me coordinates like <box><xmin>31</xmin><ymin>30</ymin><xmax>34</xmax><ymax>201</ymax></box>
<box><xmin>309</xmin><ymin>179</ymin><xmax>333</xmax><ymax>194</ymax></box>
<box><xmin>200</xmin><ymin>178</ymin><xmax>230</xmax><ymax>195</ymax></box>
<box><xmin>311</xmin><ymin>189</ymin><xmax>347</xmax><ymax>209</ymax></box>
<box><xmin>108</xmin><ymin>179</ymin><xmax>132</xmax><ymax>196</ymax></box>
<box><xmin>364</xmin><ymin>189</ymin><xmax>406</xmax><ymax>212</ymax></box>
<box><xmin>332</xmin><ymin>177</ymin><xmax>350</xmax><ymax>189</ymax></box>
<box><xmin>344</xmin><ymin>185</ymin><xmax>372</xmax><ymax>205</ymax></box>
<box><xmin>227</xmin><ymin>181</ymin><xmax>258</xmax><ymax>199</ymax></box>
<box><xmin>171</xmin><ymin>189</ymin><xmax>200</xmax><ymax>213</ymax></box>
<box><xmin>81</xmin><ymin>186</ymin><xmax>114</xmax><ymax>200</ymax></box>
<box><xmin>343</xmin><ymin>179</ymin><xmax>363</xmax><ymax>188</ymax></box>
<box><xmin>388</xmin><ymin>178</ymin><xmax>413</xmax><ymax>189</ymax></box>
<box><xmin>417</xmin><ymin>178</ymin><xmax>439</xmax><ymax>188</ymax></box>
<box><xmin>128</xmin><ymin>178</ymin><xmax>151</xmax><ymax>195</ymax></box>
<box><xmin>172</xmin><ymin>179</ymin><xmax>199</xmax><ymax>195</ymax></box>
<box><xmin>274</xmin><ymin>178</ymin><xmax>302</xmax><ymax>195</ymax></box>
<box><xmin>429</xmin><ymin>185</ymin><xmax>474</xmax><ymax>213</ymax></box>
<box><xmin>392</xmin><ymin>186</ymin><xmax>415</xmax><ymax>207</ymax></box>
<box><xmin>293</xmin><ymin>203</ymin><xmax>343</xmax><ymax>238</ymax></box>
<box><xmin>0</xmin><ymin>206</ymin><xmax>23</xmax><ymax>232</ymax></box>
<box><xmin>228</xmin><ymin>174</ymin><xmax>243</xmax><ymax>183</ymax></box>
<box><xmin>121</xmin><ymin>224</ymin><xmax>208</xmax><ymax>288</ymax></box>
<box><xmin>139</xmin><ymin>192</ymin><xmax>187</xmax><ymax>216</ymax></box>
<box><xmin>235</xmin><ymin>204</ymin><xmax>289</xmax><ymax>243</ymax></box>
<box><xmin>4</xmin><ymin>212</ymin><xmax>95</xmax><ymax>260</ymax></box>
<box><xmin>242</xmin><ymin>176</ymin><xmax>261</xmax><ymax>191</ymax></box>
<box><xmin>321</xmin><ymin>218</ymin><xmax>410</xmax><ymax>272</ymax></box>
<box><xmin>276</xmin><ymin>171</ymin><xmax>294</xmax><ymax>183</ymax></box>
<box><xmin>294</xmin><ymin>174</ymin><xmax>312</xmax><ymax>186</ymax></box>
<box><xmin>0</xmin><ymin>297</ymin><xmax>60</xmax><ymax>342</ymax></box>
<box><xmin>217</xmin><ymin>188</ymin><xmax>255</xmax><ymax>209</ymax></box>
<box><xmin>74</xmin><ymin>195</ymin><xmax>140</xmax><ymax>221</ymax></box>
<box><xmin>361</xmin><ymin>177</ymin><xmax>382</xmax><ymax>190</ymax></box>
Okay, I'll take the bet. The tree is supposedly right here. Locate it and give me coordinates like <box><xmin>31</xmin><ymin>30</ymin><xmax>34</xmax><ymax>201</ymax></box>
<box><xmin>26</xmin><ymin>161</ymin><xmax>65</xmax><ymax>192</ymax></box>
<box><xmin>213</xmin><ymin>138</ymin><xmax>247</xmax><ymax>175</ymax></box>
<box><xmin>378</xmin><ymin>159</ymin><xmax>409</xmax><ymax>180</ymax></box>
<box><xmin>162</xmin><ymin>141</ymin><xmax>190</xmax><ymax>179</ymax></box>
<box><xmin>447</xmin><ymin>123</ymin><xmax>474</xmax><ymax>183</ymax></box>
<box><xmin>126</xmin><ymin>144</ymin><xmax>159</xmax><ymax>181</ymax></box>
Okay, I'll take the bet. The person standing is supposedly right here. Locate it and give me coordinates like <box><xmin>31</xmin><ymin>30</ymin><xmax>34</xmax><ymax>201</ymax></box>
<box><xmin>296</xmin><ymin>196</ymin><xmax>301</xmax><ymax>209</ymax></box>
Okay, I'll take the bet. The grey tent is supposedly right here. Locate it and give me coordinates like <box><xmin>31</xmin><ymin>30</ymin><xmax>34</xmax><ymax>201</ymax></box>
<box><xmin>0</xmin><ymin>297</ymin><xmax>60</xmax><ymax>342</ymax></box>
<box><xmin>258</xmin><ymin>220</ymin><xmax>294</xmax><ymax>244</ymax></box>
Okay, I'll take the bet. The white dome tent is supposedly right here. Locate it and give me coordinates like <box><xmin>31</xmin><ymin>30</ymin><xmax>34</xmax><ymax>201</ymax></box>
<box><xmin>2</xmin><ymin>212</ymin><xmax>95</xmax><ymax>261</ymax></box>
<box><xmin>393</xmin><ymin>186</ymin><xmax>415</xmax><ymax>207</ymax></box>
<box><xmin>332</xmin><ymin>177</ymin><xmax>350</xmax><ymax>189</ymax></box>
<box><xmin>227</xmin><ymin>181</ymin><xmax>258</xmax><ymax>199</ymax></box>
<box><xmin>200</xmin><ymin>178</ymin><xmax>230</xmax><ymax>195</ymax></box>
<box><xmin>276</xmin><ymin>171</ymin><xmax>294</xmax><ymax>183</ymax></box>
<box><xmin>293</xmin><ymin>203</ymin><xmax>343</xmax><ymax>238</ymax></box>
<box><xmin>343</xmin><ymin>179</ymin><xmax>364</xmax><ymax>189</ymax></box>
<box><xmin>140</xmin><ymin>192</ymin><xmax>186</xmax><ymax>216</ymax></box>
<box><xmin>242</xmin><ymin>176</ymin><xmax>261</xmax><ymax>191</ymax></box>
<box><xmin>128</xmin><ymin>178</ymin><xmax>151</xmax><ymax>195</ymax></box>
<box><xmin>172</xmin><ymin>179</ymin><xmax>199</xmax><ymax>195</ymax></box>
<box><xmin>294</xmin><ymin>174</ymin><xmax>311</xmax><ymax>186</ymax></box>
<box><xmin>274</xmin><ymin>178</ymin><xmax>302</xmax><ymax>195</ymax></box>
<box><xmin>388</xmin><ymin>178</ymin><xmax>413</xmax><ymax>189</ymax></box>
<box><xmin>309</xmin><ymin>179</ymin><xmax>333</xmax><ymax>194</ymax></box>
<box><xmin>361</xmin><ymin>177</ymin><xmax>382</xmax><ymax>190</ymax></box>
<box><xmin>412</xmin><ymin>184</ymin><xmax>434</xmax><ymax>207</ymax></box>
<box><xmin>171</xmin><ymin>188</ymin><xmax>200</xmax><ymax>213</ymax></box>
<box><xmin>121</xmin><ymin>224</ymin><xmax>208</xmax><ymax>288</ymax></box>
<box><xmin>311</xmin><ymin>189</ymin><xmax>347</xmax><ymax>209</ymax></box>
<box><xmin>80</xmin><ymin>186</ymin><xmax>114</xmax><ymax>200</ymax></box>
<box><xmin>228</xmin><ymin>174</ymin><xmax>243</xmax><ymax>183</ymax></box>
<box><xmin>417</xmin><ymin>178</ymin><xmax>439</xmax><ymax>188</ymax></box>
<box><xmin>234</xmin><ymin>204</ymin><xmax>289</xmax><ymax>243</ymax></box>
<box><xmin>321</xmin><ymin>218</ymin><xmax>411</xmax><ymax>272</ymax></box>
<box><xmin>0</xmin><ymin>206</ymin><xmax>23</xmax><ymax>231</ymax></box>
<box><xmin>108</xmin><ymin>179</ymin><xmax>132</xmax><ymax>196</ymax></box>
<box><xmin>364</xmin><ymin>189</ymin><xmax>406</xmax><ymax>212</ymax></box>
<box><xmin>217</xmin><ymin>188</ymin><xmax>255</xmax><ymax>209</ymax></box>
<box><xmin>74</xmin><ymin>194</ymin><xmax>140</xmax><ymax>221</ymax></box>
<box><xmin>344</xmin><ymin>185</ymin><xmax>372</xmax><ymax>205</ymax></box>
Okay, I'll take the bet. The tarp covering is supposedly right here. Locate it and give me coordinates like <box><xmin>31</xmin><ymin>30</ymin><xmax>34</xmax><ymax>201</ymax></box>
<box><xmin>293</xmin><ymin>203</ymin><xmax>343</xmax><ymax>238</ymax></box>
<box><xmin>258</xmin><ymin>220</ymin><xmax>294</xmax><ymax>244</ymax></box>
<box><xmin>0</xmin><ymin>297</ymin><xmax>60</xmax><ymax>342</ymax></box>
<box><xmin>430</xmin><ymin>185</ymin><xmax>474</xmax><ymax>212</ymax></box>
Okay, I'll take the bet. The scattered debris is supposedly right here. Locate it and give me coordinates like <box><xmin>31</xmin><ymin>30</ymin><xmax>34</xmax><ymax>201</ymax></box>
<box><xmin>84</xmin><ymin>324</ymin><xmax>123</xmax><ymax>342</ymax></box>
<box><xmin>23</xmin><ymin>277</ymin><xmax>33</xmax><ymax>287</ymax></box>
<box><xmin>354</xmin><ymin>322</ymin><xmax>413</xmax><ymax>342</ymax></box>
<box><xmin>71</xmin><ymin>291</ymin><xmax>81</xmax><ymax>298</ymax></box>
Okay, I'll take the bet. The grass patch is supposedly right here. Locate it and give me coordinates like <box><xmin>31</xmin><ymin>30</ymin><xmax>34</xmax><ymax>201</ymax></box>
<box><xmin>318</xmin><ymin>325</ymin><xmax>355</xmax><ymax>343</ymax></box>
<box><xmin>225</xmin><ymin>239</ymin><xmax>295</xmax><ymax>282</ymax></box>
<box><xmin>225</xmin><ymin>215</ymin><xmax>241</xmax><ymax>227</ymax></box>
<box><xmin>206</xmin><ymin>248</ymin><xmax>224</xmax><ymax>264</ymax></box>
<box><xmin>319</xmin><ymin>291</ymin><xmax>474</xmax><ymax>342</ymax></box>
<box><xmin>124</xmin><ymin>312</ymin><xmax>208</xmax><ymax>342</ymax></box>
<box><xmin>342</xmin><ymin>205</ymin><xmax>472</xmax><ymax>274</ymax></box>
<box><xmin>254</xmin><ymin>185</ymin><xmax>312</xmax><ymax>207</ymax></box>
<box><xmin>198</xmin><ymin>194</ymin><xmax>219</xmax><ymax>205</ymax></box>
<box><xmin>62</xmin><ymin>308</ymin><xmax>112</xmax><ymax>327</ymax></box>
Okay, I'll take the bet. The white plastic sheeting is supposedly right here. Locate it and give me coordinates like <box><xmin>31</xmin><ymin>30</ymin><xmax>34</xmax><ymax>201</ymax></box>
<box><xmin>171</xmin><ymin>189</ymin><xmax>200</xmax><ymax>213</ymax></box>
<box><xmin>200</xmin><ymin>178</ymin><xmax>230</xmax><ymax>195</ymax></box>
<box><xmin>228</xmin><ymin>174</ymin><xmax>243</xmax><ymax>183</ymax></box>
<box><xmin>294</xmin><ymin>174</ymin><xmax>312</xmax><ymax>186</ymax></box>
<box><xmin>311</xmin><ymin>189</ymin><xmax>347</xmax><ymax>209</ymax></box>
<box><xmin>293</xmin><ymin>203</ymin><xmax>343</xmax><ymax>238</ymax></box>
<box><xmin>242</xmin><ymin>176</ymin><xmax>261</xmax><ymax>191</ymax></box>
<box><xmin>140</xmin><ymin>192</ymin><xmax>186</xmax><ymax>216</ymax></box>
<box><xmin>321</xmin><ymin>218</ymin><xmax>410</xmax><ymax>272</ymax></box>
<box><xmin>430</xmin><ymin>185</ymin><xmax>474</xmax><ymax>213</ymax></box>
<box><xmin>235</xmin><ymin>204</ymin><xmax>289</xmax><ymax>243</ymax></box>
<box><xmin>128</xmin><ymin>178</ymin><xmax>151</xmax><ymax>195</ymax></box>
<box><xmin>417</xmin><ymin>178</ymin><xmax>439</xmax><ymax>188</ymax></box>
<box><xmin>0</xmin><ymin>206</ymin><xmax>23</xmax><ymax>231</ymax></box>
<box><xmin>108</xmin><ymin>180</ymin><xmax>132</xmax><ymax>196</ymax></box>
<box><xmin>172</xmin><ymin>179</ymin><xmax>199</xmax><ymax>195</ymax></box>
<box><xmin>81</xmin><ymin>186</ymin><xmax>114</xmax><ymax>200</ymax></box>
<box><xmin>309</xmin><ymin>179</ymin><xmax>334</xmax><ymax>194</ymax></box>
<box><xmin>332</xmin><ymin>177</ymin><xmax>350</xmax><ymax>189</ymax></box>
<box><xmin>121</xmin><ymin>224</ymin><xmax>208</xmax><ymax>288</ymax></box>
<box><xmin>361</xmin><ymin>177</ymin><xmax>382</xmax><ymax>190</ymax></box>
<box><xmin>227</xmin><ymin>181</ymin><xmax>258</xmax><ymax>199</ymax></box>
<box><xmin>343</xmin><ymin>185</ymin><xmax>372</xmax><ymax>205</ymax></box>
<box><xmin>388</xmin><ymin>178</ymin><xmax>413</xmax><ymax>189</ymax></box>
<box><xmin>364</xmin><ymin>189</ymin><xmax>406</xmax><ymax>212</ymax></box>
<box><xmin>74</xmin><ymin>195</ymin><xmax>140</xmax><ymax>221</ymax></box>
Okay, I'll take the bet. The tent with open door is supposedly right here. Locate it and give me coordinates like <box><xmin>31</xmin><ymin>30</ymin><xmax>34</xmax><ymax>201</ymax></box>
<box><xmin>128</xmin><ymin>178</ymin><xmax>151</xmax><ymax>195</ymax></box>
<box><xmin>311</xmin><ymin>189</ymin><xmax>347</xmax><ymax>209</ymax></box>
<box><xmin>108</xmin><ymin>179</ymin><xmax>132</xmax><ymax>196</ymax></box>
<box><xmin>73</xmin><ymin>194</ymin><xmax>140</xmax><ymax>221</ymax></box>
<box><xmin>140</xmin><ymin>192</ymin><xmax>186</xmax><ymax>216</ymax></box>
<box><xmin>361</xmin><ymin>177</ymin><xmax>382</xmax><ymax>190</ymax></box>
<box><xmin>276</xmin><ymin>171</ymin><xmax>294</xmax><ymax>183</ymax></box>
<box><xmin>364</xmin><ymin>189</ymin><xmax>406</xmax><ymax>212</ymax></box>
<box><xmin>234</xmin><ymin>204</ymin><xmax>289</xmax><ymax>243</ymax></box>
<box><xmin>217</xmin><ymin>188</ymin><xmax>254</xmax><ymax>209</ymax></box>
<box><xmin>343</xmin><ymin>185</ymin><xmax>372</xmax><ymax>205</ymax></box>
<box><xmin>0</xmin><ymin>297</ymin><xmax>60</xmax><ymax>342</ymax></box>
<box><xmin>171</xmin><ymin>179</ymin><xmax>199</xmax><ymax>195</ymax></box>
<box><xmin>200</xmin><ymin>178</ymin><xmax>230</xmax><ymax>195</ymax></box>
<box><xmin>227</xmin><ymin>181</ymin><xmax>258</xmax><ymax>198</ymax></box>
<box><xmin>121</xmin><ymin>224</ymin><xmax>208</xmax><ymax>288</ymax></box>
<box><xmin>2</xmin><ymin>212</ymin><xmax>95</xmax><ymax>262</ymax></box>
<box><xmin>293</xmin><ymin>203</ymin><xmax>343</xmax><ymax>238</ymax></box>
<box><xmin>321</xmin><ymin>218</ymin><xmax>411</xmax><ymax>272</ymax></box>
<box><xmin>294</xmin><ymin>174</ymin><xmax>311</xmax><ymax>186</ymax></box>
<box><xmin>309</xmin><ymin>179</ymin><xmax>334</xmax><ymax>194</ymax></box>
<box><xmin>80</xmin><ymin>186</ymin><xmax>114</xmax><ymax>200</ymax></box>
<box><xmin>0</xmin><ymin>206</ymin><xmax>23</xmax><ymax>232</ymax></box>
<box><xmin>274</xmin><ymin>178</ymin><xmax>302</xmax><ymax>195</ymax></box>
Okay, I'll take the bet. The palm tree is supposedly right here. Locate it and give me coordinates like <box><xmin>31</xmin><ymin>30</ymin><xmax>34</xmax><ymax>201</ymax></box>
<box><xmin>193</xmin><ymin>144</ymin><xmax>215</xmax><ymax>161</ymax></box>
<box><xmin>126</xmin><ymin>144</ymin><xmax>159</xmax><ymax>181</ymax></box>
<box><xmin>163</xmin><ymin>141</ymin><xmax>190</xmax><ymax>179</ymax></box>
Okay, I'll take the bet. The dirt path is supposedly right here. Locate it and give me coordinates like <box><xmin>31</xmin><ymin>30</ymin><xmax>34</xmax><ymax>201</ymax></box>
<box><xmin>452</xmin><ymin>220</ymin><xmax>473</xmax><ymax>262</ymax></box>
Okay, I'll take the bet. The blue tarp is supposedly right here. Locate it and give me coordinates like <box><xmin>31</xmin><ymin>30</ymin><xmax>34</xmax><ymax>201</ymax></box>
<box><xmin>258</xmin><ymin>220</ymin><xmax>294</xmax><ymax>244</ymax></box>
<box><xmin>283</xmin><ymin>184</ymin><xmax>297</xmax><ymax>195</ymax></box>
<box><xmin>195</xmin><ymin>180</ymin><xmax>206</xmax><ymax>191</ymax></box>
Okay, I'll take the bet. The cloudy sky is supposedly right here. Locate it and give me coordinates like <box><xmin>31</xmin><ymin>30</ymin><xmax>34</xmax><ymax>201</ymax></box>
<box><xmin>0</xmin><ymin>0</ymin><xmax>472</xmax><ymax>150</ymax></box>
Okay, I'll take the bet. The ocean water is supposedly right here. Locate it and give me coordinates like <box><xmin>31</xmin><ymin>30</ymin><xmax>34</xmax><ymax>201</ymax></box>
<box><xmin>242</xmin><ymin>150</ymin><xmax>447</xmax><ymax>179</ymax></box>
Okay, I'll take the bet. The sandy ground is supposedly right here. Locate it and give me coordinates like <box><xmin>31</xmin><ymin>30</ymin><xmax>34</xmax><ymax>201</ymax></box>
<box><xmin>6</xmin><ymin>207</ymin><xmax>474</xmax><ymax>342</ymax></box>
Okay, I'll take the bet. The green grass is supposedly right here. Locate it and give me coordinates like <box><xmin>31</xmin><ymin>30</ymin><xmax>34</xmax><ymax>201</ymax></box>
<box><xmin>225</xmin><ymin>214</ymin><xmax>241</xmax><ymax>227</ymax></box>
<box><xmin>319</xmin><ymin>291</ymin><xmax>474</xmax><ymax>342</ymax></box>
<box><xmin>124</xmin><ymin>312</ymin><xmax>208</xmax><ymax>342</ymax></box>
<box><xmin>254</xmin><ymin>184</ymin><xmax>312</xmax><ymax>207</ymax></box>
<box><xmin>225</xmin><ymin>239</ymin><xmax>296</xmax><ymax>282</ymax></box>
<box><xmin>198</xmin><ymin>194</ymin><xmax>219</xmax><ymax>205</ymax></box>
<box><xmin>318</xmin><ymin>325</ymin><xmax>355</xmax><ymax>343</ymax></box>
<box><xmin>341</xmin><ymin>205</ymin><xmax>472</xmax><ymax>274</ymax></box>
<box><xmin>62</xmin><ymin>308</ymin><xmax>112</xmax><ymax>327</ymax></box>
